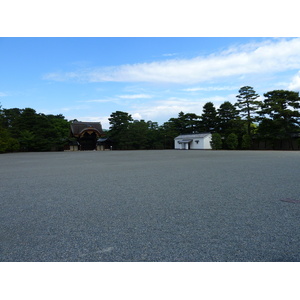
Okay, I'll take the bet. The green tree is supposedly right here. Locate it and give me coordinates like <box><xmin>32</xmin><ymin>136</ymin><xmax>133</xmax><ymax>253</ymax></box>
<box><xmin>217</xmin><ymin>101</ymin><xmax>239</xmax><ymax>135</ymax></box>
<box><xmin>47</xmin><ymin>114</ymin><xmax>70</xmax><ymax>150</ymax></box>
<box><xmin>226</xmin><ymin>133</ymin><xmax>238</xmax><ymax>150</ymax></box>
<box><xmin>108</xmin><ymin>111</ymin><xmax>133</xmax><ymax>149</ymax></box>
<box><xmin>257</xmin><ymin>90</ymin><xmax>300</xmax><ymax>149</ymax></box>
<box><xmin>127</xmin><ymin>120</ymin><xmax>149</xmax><ymax>150</ymax></box>
<box><xmin>168</xmin><ymin>112</ymin><xmax>186</xmax><ymax>134</ymax></box>
<box><xmin>182</xmin><ymin>112</ymin><xmax>201</xmax><ymax>133</ymax></box>
<box><xmin>1</xmin><ymin>107</ymin><xmax>70</xmax><ymax>151</ymax></box>
<box><xmin>160</xmin><ymin>120</ymin><xmax>180</xmax><ymax>149</ymax></box>
<box><xmin>167</xmin><ymin>112</ymin><xmax>201</xmax><ymax>134</ymax></box>
<box><xmin>147</xmin><ymin>121</ymin><xmax>164</xmax><ymax>149</ymax></box>
<box><xmin>19</xmin><ymin>130</ymin><xmax>36</xmax><ymax>151</ymax></box>
<box><xmin>210</xmin><ymin>133</ymin><xmax>222</xmax><ymax>150</ymax></box>
<box><xmin>1</xmin><ymin>108</ymin><xmax>22</xmax><ymax>138</ymax></box>
<box><xmin>241</xmin><ymin>134</ymin><xmax>252</xmax><ymax>149</ymax></box>
<box><xmin>236</xmin><ymin>86</ymin><xmax>260</xmax><ymax>136</ymax></box>
<box><xmin>201</xmin><ymin>102</ymin><xmax>218</xmax><ymax>132</ymax></box>
<box><xmin>259</xmin><ymin>90</ymin><xmax>300</xmax><ymax>134</ymax></box>
<box><xmin>0</xmin><ymin>126</ymin><xmax>20</xmax><ymax>152</ymax></box>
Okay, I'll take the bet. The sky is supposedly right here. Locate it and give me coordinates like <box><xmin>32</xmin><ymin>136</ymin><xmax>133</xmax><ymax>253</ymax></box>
<box><xmin>1</xmin><ymin>37</ymin><xmax>300</xmax><ymax>129</ymax></box>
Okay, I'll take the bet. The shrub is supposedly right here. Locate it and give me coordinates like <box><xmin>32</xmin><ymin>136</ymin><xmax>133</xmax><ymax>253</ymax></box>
<box><xmin>210</xmin><ymin>133</ymin><xmax>222</xmax><ymax>150</ymax></box>
<box><xmin>242</xmin><ymin>134</ymin><xmax>252</xmax><ymax>149</ymax></box>
<box><xmin>226</xmin><ymin>133</ymin><xmax>238</xmax><ymax>150</ymax></box>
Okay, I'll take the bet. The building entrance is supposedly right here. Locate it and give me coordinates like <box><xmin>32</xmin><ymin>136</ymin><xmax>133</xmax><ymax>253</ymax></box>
<box><xmin>79</xmin><ymin>132</ymin><xmax>97</xmax><ymax>150</ymax></box>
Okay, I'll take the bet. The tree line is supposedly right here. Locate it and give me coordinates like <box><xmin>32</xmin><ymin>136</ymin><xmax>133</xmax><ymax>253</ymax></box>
<box><xmin>0</xmin><ymin>107</ymin><xmax>70</xmax><ymax>152</ymax></box>
<box><xmin>1</xmin><ymin>86</ymin><xmax>300</xmax><ymax>152</ymax></box>
<box><xmin>107</xmin><ymin>86</ymin><xmax>300</xmax><ymax>150</ymax></box>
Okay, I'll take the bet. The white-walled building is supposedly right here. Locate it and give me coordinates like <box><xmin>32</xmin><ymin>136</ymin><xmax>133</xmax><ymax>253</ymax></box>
<box><xmin>174</xmin><ymin>133</ymin><xmax>212</xmax><ymax>150</ymax></box>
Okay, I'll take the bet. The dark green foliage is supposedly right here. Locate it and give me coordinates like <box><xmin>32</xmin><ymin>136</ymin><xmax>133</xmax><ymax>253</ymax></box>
<box><xmin>257</xmin><ymin>90</ymin><xmax>300</xmax><ymax>149</ymax></box>
<box><xmin>0</xmin><ymin>104</ymin><xmax>19</xmax><ymax>152</ymax></box>
<box><xmin>108</xmin><ymin>115</ymin><xmax>166</xmax><ymax>150</ymax></box>
<box><xmin>0</xmin><ymin>107</ymin><xmax>70</xmax><ymax>152</ymax></box>
<box><xmin>160</xmin><ymin>120</ymin><xmax>179</xmax><ymax>149</ymax></box>
<box><xmin>226</xmin><ymin>133</ymin><xmax>238</xmax><ymax>150</ymax></box>
<box><xmin>210</xmin><ymin>133</ymin><xmax>222</xmax><ymax>150</ymax></box>
<box><xmin>236</xmin><ymin>86</ymin><xmax>261</xmax><ymax>136</ymax></box>
<box><xmin>259</xmin><ymin>90</ymin><xmax>300</xmax><ymax>137</ymax></box>
<box><xmin>167</xmin><ymin>111</ymin><xmax>201</xmax><ymax>135</ymax></box>
<box><xmin>108</xmin><ymin>111</ymin><xmax>133</xmax><ymax>149</ymax></box>
<box><xmin>217</xmin><ymin>101</ymin><xmax>240</xmax><ymax>135</ymax></box>
<box><xmin>0</xmin><ymin>126</ymin><xmax>20</xmax><ymax>152</ymax></box>
<box><xmin>127</xmin><ymin>120</ymin><xmax>150</xmax><ymax>150</ymax></box>
<box><xmin>241</xmin><ymin>134</ymin><xmax>252</xmax><ymax>149</ymax></box>
<box><xmin>201</xmin><ymin>102</ymin><xmax>218</xmax><ymax>132</ymax></box>
<box><xmin>145</xmin><ymin>121</ymin><xmax>165</xmax><ymax>149</ymax></box>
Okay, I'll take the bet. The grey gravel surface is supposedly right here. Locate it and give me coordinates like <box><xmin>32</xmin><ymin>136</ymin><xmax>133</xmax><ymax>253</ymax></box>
<box><xmin>1</xmin><ymin>150</ymin><xmax>300</xmax><ymax>261</ymax></box>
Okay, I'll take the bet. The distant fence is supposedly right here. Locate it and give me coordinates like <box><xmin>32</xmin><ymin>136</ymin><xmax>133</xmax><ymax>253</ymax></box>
<box><xmin>252</xmin><ymin>138</ymin><xmax>300</xmax><ymax>150</ymax></box>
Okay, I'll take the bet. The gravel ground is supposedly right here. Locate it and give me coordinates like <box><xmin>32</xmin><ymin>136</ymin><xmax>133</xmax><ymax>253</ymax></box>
<box><xmin>1</xmin><ymin>150</ymin><xmax>300</xmax><ymax>262</ymax></box>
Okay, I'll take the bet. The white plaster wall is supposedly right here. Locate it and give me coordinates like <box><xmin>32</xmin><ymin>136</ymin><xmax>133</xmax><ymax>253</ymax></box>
<box><xmin>203</xmin><ymin>136</ymin><xmax>212</xmax><ymax>149</ymax></box>
<box><xmin>190</xmin><ymin>139</ymin><xmax>201</xmax><ymax>149</ymax></box>
<box><xmin>175</xmin><ymin>135</ymin><xmax>212</xmax><ymax>150</ymax></box>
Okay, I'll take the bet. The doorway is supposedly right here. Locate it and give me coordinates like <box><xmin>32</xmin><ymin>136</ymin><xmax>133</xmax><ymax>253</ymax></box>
<box><xmin>79</xmin><ymin>132</ymin><xmax>97</xmax><ymax>150</ymax></box>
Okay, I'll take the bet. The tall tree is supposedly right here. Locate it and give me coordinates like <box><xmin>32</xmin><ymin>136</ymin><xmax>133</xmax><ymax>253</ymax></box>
<box><xmin>201</xmin><ymin>102</ymin><xmax>218</xmax><ymax>132</ymax></box>
<box><xmin>168</xmin><ymin>112</ymin><xmax>187</xmax><ymax>134</ymax></box>
<box><xmin>217</xmin><ymin>101</ymin><xmax>239</xmax><ymax>135</ymax></box>
<box><xmin>258</xmin><ymin>90</ymin><xmax>300</xmax><ymax>146</ymax></box>
<box><xmin>108</xmin><ymin>111</ymin><xmax>133</xmax><ymax>149</ymax></box>
<box><xmin>127</xmin><ymin>120</ymin><xmax>149</xmax><ymax>150</ymax></box>
<box><xmin>235</xmin><ymin>86</ymin><xmax>260</xmax><ymax>136</ymax></box>
<box><xmin>160</xmin><ymin>120</ymin><xmax>180</xmax><ymax>149</ymax></box>
<box><xmin>147</xmin><ymin>121</ymin><xmax>164</xmax><ymax>149</ymax></box>
<box><xmin>165</xmin><ymin>111</ymin><xmax>201</xmax><ymax>135</ymax></box>
<box><xmin>183</xmin><ymin>113</ymin><xmax>201</xmax><ymax>133</ymax></box>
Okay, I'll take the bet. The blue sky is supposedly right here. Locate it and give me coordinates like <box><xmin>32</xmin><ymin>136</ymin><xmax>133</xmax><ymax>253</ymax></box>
<box><xmin>1</xmin><ymin>37</ymin><xmax>300</xmax><ymax>129</ymax></box>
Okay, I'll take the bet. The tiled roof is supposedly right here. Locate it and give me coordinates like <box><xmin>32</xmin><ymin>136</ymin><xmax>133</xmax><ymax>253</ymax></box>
<box><xmin>70</xmin><ymin>121</ymin><xmax>103</xmax><ymax>137</ymax></box>
<box><xmin>175</xmin><ymin>133</ymin><xmax>211</xmax><ymax>139</ymax></box>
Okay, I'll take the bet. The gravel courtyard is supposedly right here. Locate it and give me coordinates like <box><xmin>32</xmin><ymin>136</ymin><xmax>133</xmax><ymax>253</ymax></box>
<box><xmin>1</xmin><ymin>150</ymin><xmax>300</xmax><ymax>262</ymax></box>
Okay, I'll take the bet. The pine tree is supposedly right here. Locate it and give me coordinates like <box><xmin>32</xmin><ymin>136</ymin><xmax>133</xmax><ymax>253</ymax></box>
<box><xmin>201</xmin><ymin>102</ymin><xmax>218</xmax><ymax>132</ymax></box>
<box><xmin>236</xmin><ymin>86</ymin><xmax>260</xmax><ymax>136</ymax></box>
<box><xmin>258</xmin><ymin>90</ymin><xmax>300</xmax><ymax>146</ymax></box>
<box><xmin>217</xmin><ymin>101</ymin><xmax>239</xmax><ymax>135</ymax></box>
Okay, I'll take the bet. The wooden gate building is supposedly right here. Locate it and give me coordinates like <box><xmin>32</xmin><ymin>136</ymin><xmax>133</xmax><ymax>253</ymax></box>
<box><xmin>69</xmin><ymin>121</ymin><xmax>103</xmax><ymax>150</ymax></box>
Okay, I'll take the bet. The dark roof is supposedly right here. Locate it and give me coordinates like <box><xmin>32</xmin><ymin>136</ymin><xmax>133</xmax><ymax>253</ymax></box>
<box><xmin>70</xmin><ymin>121</ymin><xmax>103</xmax><ymax>137</ymax></box>
<box><xmin>175</xmin><ymin>133</ymin><xmax>211</xmax><ymax>139</ymax></box>
<box><xmin>97</xmin><ymin>137</ymin><xmax>113</xmax><ymax>144</ymax></box>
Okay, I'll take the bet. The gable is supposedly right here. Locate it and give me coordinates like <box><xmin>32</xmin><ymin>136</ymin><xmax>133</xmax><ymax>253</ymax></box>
<box><xmin>70</xmin><ymin>121</ymin><xmax>103</xmax><ymax>137</ymax></box>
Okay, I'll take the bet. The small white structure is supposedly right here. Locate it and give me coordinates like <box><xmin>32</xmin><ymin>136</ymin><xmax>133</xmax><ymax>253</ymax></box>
<box><xmin>174</xmin><ymin>133</ymin><xmax>212</xmax><ymax>150</ymax></box>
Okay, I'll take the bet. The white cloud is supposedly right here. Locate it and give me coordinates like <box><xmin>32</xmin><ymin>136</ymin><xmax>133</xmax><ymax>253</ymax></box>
<box><xmin>182</xmin><ymin>86</ymin><xmax>238</xmax><ymax>92</ymax></box>
<box><xmin>129</xmin><ymin>96</ymin><xmax>228</xmax><ymax>122</ymax></box>
<box><xmin>288</xmin><ymin>71</ymin><xmax>300</xmax><ymax>91</ymax></box>
<box><xmin>66</xmin><ymin>115</ymin><xmax>111</xmax><ymax>129</ymax></box>
<box><xmin>132</xmin><ymin>113</ymin><xmax>142</xmax><ymax>119</ymax></box>
<box><xmin>43</xmin><ymin>38</ymin><xmax>300</xmax><ymax>85</ymax></box>
<box><xmin>43</xmin><ymin>72</ymin><xmax>80</xmax><ymax>82</ymax></box>
<box><xmin>118</xmin><ymin>94</ymin><xmax>152</xmax><ymax>99</ymax></box>
<box><xmin>162</xmin><ymin>53</ymin><xmax>178</xmax><ymax>57</ymax></box>
<box><xmin>0</xmin><ymin>92</ymin><xmax>7</xmax><ymax>97</ymax></box>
